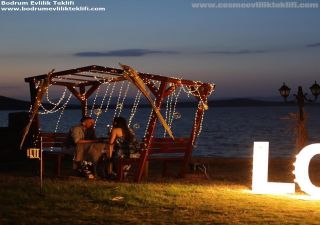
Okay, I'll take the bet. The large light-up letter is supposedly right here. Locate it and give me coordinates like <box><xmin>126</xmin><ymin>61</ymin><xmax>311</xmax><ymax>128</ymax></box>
<box><xmin>252</xmin><ymin>142</ymin><xmax>295</xmax><ymax>194</ymax></box>
<box><xmin>294</xmin><ymin>144</ymin><xmax>320</xmax><ymax>198</ymax></box>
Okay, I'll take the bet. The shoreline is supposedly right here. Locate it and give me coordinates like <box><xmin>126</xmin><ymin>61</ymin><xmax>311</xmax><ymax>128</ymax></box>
<box><xmin>1</xmin><ymin>156</ymin><xmax>320</xmax><ymax>187</ymax></box>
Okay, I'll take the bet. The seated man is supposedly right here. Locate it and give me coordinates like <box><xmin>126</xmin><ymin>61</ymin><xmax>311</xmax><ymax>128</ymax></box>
<box><xmin>64</xmin><ymin>116</ymin><xmax>105</xmax><ymax>178</ymax></box>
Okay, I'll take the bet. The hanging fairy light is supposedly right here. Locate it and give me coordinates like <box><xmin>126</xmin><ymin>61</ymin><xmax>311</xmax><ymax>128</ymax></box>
<box><xmin>53</xmin><ymin>93</ymin><xmax>73</xmax><ymax>134</ymax></box>
<box><xmin>115</xmin><ymin>81</ymin><xmax>131</xmax><ymax>117</ymax></box>
<box><xmin>89</xmin><ymin>84</ymin><xmax>101</xmax><ymax>117</ymax></box>
<box><xmin>112</xmin><ymin>81</ymin><xmax>124</xmax><ymax>120</ymax></box>
<box><xmin>144</xmin><ymin>107</ymin><xmax>155</xmax><ymax>138</ymax></box>
<box><xmin>39</xmin><ymin>87</ymin><xmax>68</xmax><ymax>114</ymax></box>
<box><xmin>104</xmin><ymin>82</ymin><xmax>116</xmax><ymax>113</ymax></box>
<box><xmin>163</xmin><ymin>86</ymin><xmax>182</xmax><ymax>137</ymax></box>
<box><xmin>169</xmin><ymin>87</ymin><xmax>182</xmax><ymax>125</ymax></box>
<box><xmin>128</xmin><ymin>90</ymin><xmax>142</xmax><ymax>126</ymax></box>
<box><xmin>94</xmin><ymin>82</ymin><xmax>111</xmax><ymax>127</ymax></box>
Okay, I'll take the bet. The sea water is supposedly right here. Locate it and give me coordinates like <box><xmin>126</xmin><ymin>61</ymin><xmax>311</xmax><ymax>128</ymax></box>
<box><xmin>1</xmin><ymin>106</ymin><xmax>320</xmax><ymax>158</ymax></box>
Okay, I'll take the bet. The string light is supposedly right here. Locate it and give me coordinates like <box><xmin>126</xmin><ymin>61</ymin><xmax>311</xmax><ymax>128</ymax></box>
<box><xmin>163</xmin><ymin>86</ymin><xmax>181</xmax><ymax>137</ymax></box>
<box><xmin>144</xmin><ymin>107</ymin><xmax>155</xmax><ymax>138</ymax></box>
<box><xmin>45</xmin><ymin>85</ymin><xmax>66</xmax><ymax>105</ymax></box>
<box><xmin>104</xmin><ymin>82</ymin><xmax>116</xmax><ymax>113</ymax></box>
<box><xmin>94</xmin><ymin>82</ymin><xmax>111</xmax><ymax>127</ymax></box>
<box><xmin>163</xmin><ymin>90</ymin><xmax>174</xmax><ymax>137</ymax></box>
<box><xmin>169</xmin><ymin>87</ymin><xmax>181</xmax><ymax>125</ymax></box>
<box><xmin>53</xmin><ymin>93</ymin><xmax>72</xmax><ymax>133</ymax></box>
<box><xmin>112</xmin><ymin>81</ymin><xmax>124</xmax><ymax>121</ymax></box>
<box><xmin>39</xmin><ymin>87</ymin><xmax>68</xmax><ymax>114</ymax></box>
<box><xmin>89</xmin><ymin>84</ymin><xmax>101</xmax><ymax>117</ymax></box>
<box><xmin>128</xmin><ymin>90</ymin><xmax>142</xmax><ymax>126</ymax></box>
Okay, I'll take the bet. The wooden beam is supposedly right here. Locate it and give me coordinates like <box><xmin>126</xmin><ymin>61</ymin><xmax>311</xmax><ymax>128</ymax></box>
<box><xmin>85</xmin><ymin>84</ymin><xmax>100</xmax><ymax>99</ymax></box>
<box><xmin>56</xmin><ymin>77</ymin><xmax>92</xmax><ymax>82</ymax></box>
<box><xmin>25</xmin><ymin>65</ymin><xmax>96</xmax><ymax>82</ymax></box>
<box><xmin>164</xmin><ymin>84</ymin><xmax>178</xmax><ymax>98</ymax></box>
<box><xmin>25</xmin><ymin>64</ymin><xmax>212</xmax><ymax>88</ymax></box>
<box><xmin>66</xmin><ymin>85</ymin><xmax>82</xmax><ymax>101</ymax></box>
<box><xmin>145</xmin><ymin>80</ymin><xmax>159</xmax><ymax>97</ymax></box>
<box><xmin>84</xmin><ymin>76</ymin><xmax>126</xmax><ymax>87</ymax></box>
<box><xmin>135</xmin><ymin>81</ymin><xmax>168</xmax><ymax>182</ymax></box>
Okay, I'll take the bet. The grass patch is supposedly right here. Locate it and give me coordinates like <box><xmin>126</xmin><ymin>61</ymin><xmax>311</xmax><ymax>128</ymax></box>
<box><xmin>1</xmin><ymin>174</ymin><xmax>320</xmax><ymax>225</ymax></box>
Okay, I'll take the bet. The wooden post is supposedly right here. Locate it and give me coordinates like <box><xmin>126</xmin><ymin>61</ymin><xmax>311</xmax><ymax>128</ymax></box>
<box><xmin>135</xmin><ymin>81</ymin><xmax>168</xmax><ymax>182</ymax></box>
<box><xmin>29</xmin><ymin>81</ymin><xmax>40</xmax><ymax>131</ymax></box>
<box><xmin>183</xmin><ymin>84</ymin><xmax>211</xmax><ymax>175</ymax></box>
<box><xmin>27</xmin><ymin>81</ymin><xmax>40</xmax><ymax>148</ymax></box>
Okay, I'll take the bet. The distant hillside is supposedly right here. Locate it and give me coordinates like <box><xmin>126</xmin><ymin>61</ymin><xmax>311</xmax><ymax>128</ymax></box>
<box><xmin>0</xmin><ymin>96</ymin><xmax>30</xmax><ymax>110</ymax></box>
<box><xmin>208</xmin><ymin>98</ymin><xmax>286</xmax><ymax>107</ymax></box>
<box><xmin>1</xmin><ymin>96</ymin><xmax>317</xmax><ymax>110</ymax></box>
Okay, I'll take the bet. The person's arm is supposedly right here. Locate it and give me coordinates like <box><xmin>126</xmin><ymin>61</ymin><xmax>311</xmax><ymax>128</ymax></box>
<box><xmin>71</xmin><ymin>126</ymin><xmax>83</xmax><ymax>144</ymax></box>
<box><xmin>72</xmin><ymin>126</ymin><xmax>97</xmax><ymax>144</ymax></box>
<box><xmin>108</xmin><ymin>128</ymin><xmax>118</xmax><ymax>155</ymax></box>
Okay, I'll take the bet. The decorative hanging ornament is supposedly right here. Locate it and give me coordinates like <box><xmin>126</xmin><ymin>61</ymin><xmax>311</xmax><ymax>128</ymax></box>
<box><xmin>94</xmin><ymin>108</ymin><xmax>102</xmax><ymax>116</ymax></box>
<box><xmin>116</xmin><ymin>103</ymin><xmax>123</xmax><ymax>110</ymax></box>
<box><xmin>173</xmin><ymin>112</ymin><xmax>181</xmax><ymax>119</ymax></box>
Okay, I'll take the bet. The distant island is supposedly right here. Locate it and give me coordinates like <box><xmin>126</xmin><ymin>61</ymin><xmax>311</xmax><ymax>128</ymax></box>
<box><xmin>0</xmin><ymin>95</ymin><xmax>318</xmax><ymax>110</ymax></box>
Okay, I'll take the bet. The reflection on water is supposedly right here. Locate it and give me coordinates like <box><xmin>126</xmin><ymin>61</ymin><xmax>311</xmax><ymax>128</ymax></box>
<box><xmin>1</xmin><ymin>106</ymin><xmax>320</xmax><ymax>158</ymax></box>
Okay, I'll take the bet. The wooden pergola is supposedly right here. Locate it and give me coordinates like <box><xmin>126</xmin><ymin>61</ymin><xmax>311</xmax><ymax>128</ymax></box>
<box><xmin>25</xmin><ymin>65</ymin><xmax>215</xmax><ymax>181</ymax></box>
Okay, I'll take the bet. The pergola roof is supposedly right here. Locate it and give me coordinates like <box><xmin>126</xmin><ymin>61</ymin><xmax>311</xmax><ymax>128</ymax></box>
<box><xmin>25</xmin><ymin>65</ymin><xmax>213</xmax><ymax>88</ymax></box>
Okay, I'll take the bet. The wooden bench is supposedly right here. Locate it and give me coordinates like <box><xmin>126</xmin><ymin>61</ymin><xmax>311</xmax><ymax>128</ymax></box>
<box><xmin>40</xmin><ymin>132</ymin><xmax>69</xmax><ymax>176</ymax></box>
<box><xmin>117</xmin><ymin>137</ymin><xmax>193</xmax><ymax>181</ymax></box>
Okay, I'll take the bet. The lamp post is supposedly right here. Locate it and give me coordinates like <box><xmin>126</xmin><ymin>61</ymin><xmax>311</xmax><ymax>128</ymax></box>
<box><xmin>279</xmin><ymin>81</ymin><xmax>320</xmax><ymax>121</ymax></box>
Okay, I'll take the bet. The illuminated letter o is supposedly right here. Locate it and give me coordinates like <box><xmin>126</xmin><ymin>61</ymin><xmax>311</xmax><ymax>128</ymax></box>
<box><xmin>294</xmin><ymin>144</ymin><xmax>320</xmax><ymax>197</ymax></box>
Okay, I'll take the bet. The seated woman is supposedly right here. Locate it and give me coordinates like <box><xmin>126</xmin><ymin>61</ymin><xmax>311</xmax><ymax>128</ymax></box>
<box><xmin>105</xmin><ymin>116</ymin><xmax>138</xmax><ymax>178</ymax></box>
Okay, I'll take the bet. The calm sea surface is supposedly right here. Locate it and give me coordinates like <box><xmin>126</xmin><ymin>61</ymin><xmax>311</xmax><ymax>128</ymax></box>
<box><xmin>1</xmin><ymin>106</ymin><xmax>320</xmax><ymax>158</ymax></box>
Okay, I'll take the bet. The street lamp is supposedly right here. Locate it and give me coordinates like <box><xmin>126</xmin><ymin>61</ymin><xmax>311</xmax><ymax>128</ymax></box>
<box><xmin>279</xmin><ymin>83</ymin><xmax>291</xmax><ymax>102</ymax></box>
<box><xmin>279</xmin><ymin>81</ymin><xmax>319</xmax><ymax>121</ymax></box>
<box><xmin>310</xmin><ymin>81</ymin><xmax>320</xmax><ymax>100</ymax></box>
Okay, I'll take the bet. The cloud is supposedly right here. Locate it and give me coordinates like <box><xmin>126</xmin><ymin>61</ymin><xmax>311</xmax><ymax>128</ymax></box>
<box><xmin>74</xmin><ymin>49</ymin><xmax>179</xmax><ymax>57</ymax></box>
<box><xmin>0</xmin><ymin>85</ymin><xmax>23</xmax><ymax>90</ymax></box>
<box><xmin>306</xmin><ymin>42</ymin><xmax>320</xmax><ymax>48</ymax></box>
<box><xmin>205</xmin><ymin>49</ymin><xmax>267</xmax><ymax>55</ymax></box>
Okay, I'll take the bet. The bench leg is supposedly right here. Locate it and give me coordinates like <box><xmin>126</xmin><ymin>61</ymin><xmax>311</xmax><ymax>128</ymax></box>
<box><xmin>117</xmin><ymin>163</ymin><xmax>124</xmax><ymax>181</ymax></box>
<box><xmin>56</xmin><ymin>155</ymin><xmax>62</xmax><ymax>176</ymax></box>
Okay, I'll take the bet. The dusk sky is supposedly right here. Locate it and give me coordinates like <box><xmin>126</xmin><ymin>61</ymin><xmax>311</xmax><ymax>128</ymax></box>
<box><xmin>0</xmin><ymin>0</ymin><xmax>320</xmax><ymax>100</ymax></box>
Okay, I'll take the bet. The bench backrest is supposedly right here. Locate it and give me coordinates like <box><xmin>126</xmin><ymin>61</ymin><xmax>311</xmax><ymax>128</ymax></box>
<box><xmin>148</xmin><ymin>137</ymin><xmax>193</xmax><ymax>155</ymax></box>
<box><xmin>40</xmin><ymin>132</ymin><xmax>68</xmax><ymax>148</ymax></box>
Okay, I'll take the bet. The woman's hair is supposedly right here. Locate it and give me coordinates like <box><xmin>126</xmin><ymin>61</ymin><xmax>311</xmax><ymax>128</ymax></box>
<box><xmin>112</xmin><ymin>117</ymin><xmax>134</xmax><ymax>142</ymax></box>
